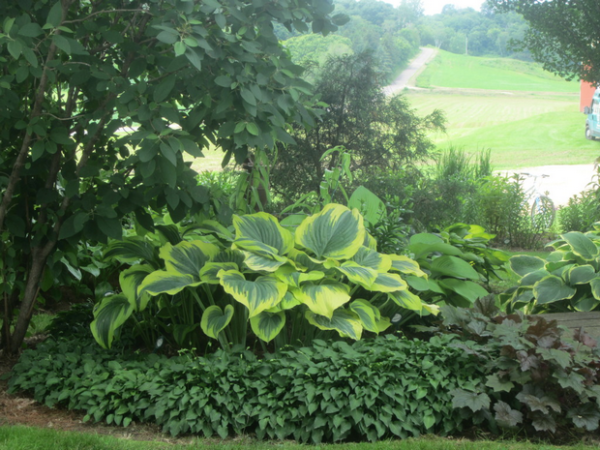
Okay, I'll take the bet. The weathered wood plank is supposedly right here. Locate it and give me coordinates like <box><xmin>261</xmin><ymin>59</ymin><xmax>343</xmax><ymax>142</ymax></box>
<box><xmin>538</xmin><ymin>312</ymin><xmax>600</xmax><ymax>339</ymax></box>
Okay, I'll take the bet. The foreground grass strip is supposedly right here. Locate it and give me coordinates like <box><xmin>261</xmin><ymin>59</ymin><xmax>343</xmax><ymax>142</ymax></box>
<box><xmin>0</xmin><ymin>427</ymin><xmax>595</xmax><ymax>450</ymax></box>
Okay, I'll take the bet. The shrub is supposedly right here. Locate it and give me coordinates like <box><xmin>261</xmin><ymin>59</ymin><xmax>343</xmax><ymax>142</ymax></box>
<box><xmin>558</xmin><ymin>190</ymin><xmax>599</xmax><ymax>233</ymax></box>
<box><xmin>9</xmin><ymin>333</ymin><xmax>485</xmax><ymax>442</ymax></box>
<box><xmin>425</xmin><ymin>298</ymin><xmax>600</xmax><ymax>435</ymax></box>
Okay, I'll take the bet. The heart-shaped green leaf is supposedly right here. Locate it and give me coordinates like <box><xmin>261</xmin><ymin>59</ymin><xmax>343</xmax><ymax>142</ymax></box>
<box><xmin>250</xmin><ymin>310</ymin><xmax>286</xmax><ymax>342</ymax></box>
<box><xmin>201</xmin><ymin>305</ymin><xmax>234</xmax><ymax>339</ymax></box>
<box><xmin>305</xmin><ymin>309</ymin><xmax>362</xmax><ymax>340</ymax></box>
<box><xmin>90</xmin><ymin>294</ymin><xmax>134</xmax><ymax>349</ymax></box>
<box><xmin>218</xmin><ymin>270</ymin><xmax>286</xmax><ymax>317</ymax></box>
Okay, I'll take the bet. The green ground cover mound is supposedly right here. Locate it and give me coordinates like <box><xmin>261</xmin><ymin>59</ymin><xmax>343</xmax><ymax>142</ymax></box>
<box><xmin>417</xmin><ymin>51</ymin><xmax>578</xmax><ymax>93</ymax></box>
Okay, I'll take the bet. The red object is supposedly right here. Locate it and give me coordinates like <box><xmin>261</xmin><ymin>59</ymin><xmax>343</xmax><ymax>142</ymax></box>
<box><xmin>581</xmin><ymin>80</ymin><xmax>596</xmax><ymax>112</ymax></box>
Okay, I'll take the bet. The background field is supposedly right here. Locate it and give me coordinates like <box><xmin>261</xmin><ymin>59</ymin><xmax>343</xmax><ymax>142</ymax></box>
<box><xmin>407</xmin><ymin>51</ymin><xmax>600</xmax><ymax>170</ymax></box>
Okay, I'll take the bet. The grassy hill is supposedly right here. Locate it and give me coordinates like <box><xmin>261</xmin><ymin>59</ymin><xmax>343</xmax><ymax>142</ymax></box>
<box><xmin>416</xmin><ymin>50</ymin><xmax>579</xmax><ymax>93</ymax></box>
<box><xmin>406</xmin><ymin>51</ymin><xmax>599</xmax><ymax>169</ymax></box>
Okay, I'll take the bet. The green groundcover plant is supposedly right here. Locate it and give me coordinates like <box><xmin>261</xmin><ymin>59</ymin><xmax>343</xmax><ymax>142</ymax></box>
<box><xmin>8</xmin><ymin>333</ymin><xmax>485</xmax><ymax>443</ymax></box>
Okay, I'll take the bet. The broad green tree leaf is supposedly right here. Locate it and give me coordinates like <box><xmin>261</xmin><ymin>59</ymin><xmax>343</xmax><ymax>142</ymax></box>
<box><xmin>218</xmin><ymin>270</ymin><xmax>286</xmax><ymax>317</ymax></box>
<box><xmin>232</xmin><ymin>212</ymin><xmax>294</xmax><ymax>255</ymax></box>
<box><xmin>90</xmin><ymin>294</ymin><xmax>134</xmax><ymax>349</ymax></box>
<box><xmin>119</xmin><ymin>264</ymin><xmax>153</xmax><ymax>311</ymax></box>
<box><xmin>562</xmin><ymin>232</ymin><xmax>599</xmax><ymax>260</ymax></box>
<box><xmin>533</xmin><ymin>275</ymin><xmax>577</xmax><ymax>304</ymax></box>
<box><xmin>510</xmin><ymin>255</ymin><xmax>546</xmax><ymax>276</ymax></box>
<box><xmin>295</xmin><ymin>203</ymin><xmax>365</xmax><ymax>260</ymax></box>
<box><xmin>296</xmin><ymin>281</ymin><xmax>351</xmax><ymax>319</ymax></box>
<box><xmin>201</xmin><ymin>305</ymin><xmax>234</xmax><ymax>339</ymax></box>
<box><xmin>430</xmin><ymin>256</ymin><xmax>479</xmax><ymax>280</ymax></box>
<box><xmin>305</xmin><ymin>309</ymin><xmax>362</xmax><ymax>340</ymax></box>
<box><xmin>250</xmin><ymin>310</ymin><xmax>286</xmax><ymax>342</ymax></box>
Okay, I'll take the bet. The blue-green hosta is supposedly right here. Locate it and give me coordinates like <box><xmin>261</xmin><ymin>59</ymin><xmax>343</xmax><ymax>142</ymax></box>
<box><xmin>91</xmin><ymin>204</ymin><xmax>437</xmax><ymax>349</ymax></box>
<box><xmin>504</xmin><ymin>230</ymin><xmax>600</xmax><ymax>313</ymax></box>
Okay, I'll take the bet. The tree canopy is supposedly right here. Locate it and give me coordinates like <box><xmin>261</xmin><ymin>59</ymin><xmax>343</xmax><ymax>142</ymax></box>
<box><xmin>0</xmin><ymin>0</ymin><xmax>344</xmax><ymax>353</ymax></box>
<box><xmin>488</xmin><ymin>0</ymin><xmax>600</xmax><ymax>83</ymax></box>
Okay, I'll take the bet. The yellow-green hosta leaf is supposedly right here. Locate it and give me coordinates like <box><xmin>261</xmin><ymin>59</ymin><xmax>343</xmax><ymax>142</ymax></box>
<box><xmin>389</xmin><ymin>255</ymin><xmax>427</xmax><ymax>278</ymax></box>
<box><xmin>250</xmin><ymin>310</ymin><xmax>286</xmax><ymax>342</ymax></box>
<box><xmin>287</xmin><ymin>249</ymin><xmax>325</xmax><ymax>272</ymax></box>
<box><xmin>389</xmin><ymin>290</ymin><xmax>424</xmax><ymax>312</ymax></box>
<box><xmin>274</xmin><ymin>266</ymin><xmax>325</xmax><ymax>288</ymax></box>
<box><xmin>201</xmin><ymin>305</ymin><xmax>234</xmax><ymax>339</ymax></box>
<box><xmin>195</xmin><ymin>219</ymin><xmax>234</xmax><ymax>240</ymax></box>
<box><xmin>233</xmin><ymin>238</ymin><xmax>279</xmax><ymax>256</ymax></box>
<box><xmin>366</xmin><ymin>272</ymin><xmax>408</xmax><ymax>293</ymax></box>
<box><xmin>335</xmin><ymin>261</ymin><xmax>377</xmax><ymax>286</ymax></box>
<box><xmin>297</xmin><ymin>281</ymin><xmax>351</xmax><ymax>319</ymax></box>
<box><xmin>233</xmin><ymin>212</ymin><xmax>293</xmax><ymax>255</ymax></box>
<box><xmin>562</xmin><ymin>232</ymin><xmax>599</xmax><ymax>260</ymax></box>
<box><xmin>119</xmin><ymin>264</ymin><xmax>153</xmax><ymax>312</ymax></box>
<box><xmin>422</xmin><ymin>303</ymin><xmax>441</xmax><ymax>315</ymax></box>
<box><xmin>568</xmin><ymin>265</ymin><xmax>597</xmax><ymax>285</ymax></box>
<box><xmin>200</xmin><ymin>262</ymin><xmax>239</xmax><ymax>284</ymax></box>
<box><xmin>267</xmin><ymin>291</ymin><xmax>302</xmax><ymax>312</ymax></box>
<box><xmin>305</xmin><ymin>309</ymin><xmax>362</xmax><ymax>340</ymax></box>
<box><xmin>533</xmin><ymin>275</ymin><xmax>576</xmax><ymax>305</ymax></box>
<box><xmin>90</xmin><ymin>294</ymin><xmax>134</xmax><ymax>349</ymax></box>
<box><xmin>218</xmin><ymin>269</ymin><xmax>286</xmax><ymax>317</ymax></box>
<box><xmin>159</xmin><ymin>240</ymin><xmax>220</xmax><ymax>278</ymax></box>
<box><xmin>241</xmin><ymin>250</ymin><xmax>289</xmax><ymax>272</ymax></box>
<box><xmin>212</xmin><ymin>249</ymin><xmax>245</xmax><ymax>267</ymax></box>
<box><xmin>295</xmin><ymin>203</ymin><xmax>365</xmax><ymax>260</ymax></box>
<box><xmin>364</xmin><ymin>232</ymin><xmax>377</xmax><ymax>250</ymax></box>
<box><xmin>351</xmin><ymin>246</ymin><xmax>391</xmax><ymax>272</ymax></box>
<box><xmin>350</xmin><ymin>299</ymin><xmax>390</xmax><ymax>333</ymax></box>
<box><xmin>139</xmin><ymin>270</ymin><xmax>202</xmax><ymax>296</ymax></box>
<box><xmin>591</xmin><ymin>278</ymin><xmax>600</xmax><ymax>300</ymax></box>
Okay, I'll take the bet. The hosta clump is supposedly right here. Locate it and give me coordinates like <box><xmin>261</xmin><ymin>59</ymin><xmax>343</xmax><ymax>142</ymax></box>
<box><xmin>504</xmin><ymin>230</ymin><xmax>600</xmax><ymax>313</ymax></box>
<box><xmin>9</xmin><ymin>333</ymin><xmax>484</xmax><ymax>442</ymax></box>
<box><xmin>428</xmin><ymin>298</ymin><xmax>600</xmax><ymax>435</ymax></box>
<box><xmin>406</xmin><ymin>223</ymin><xmax>508</xmax><ymax>309</ymax></box>
<box><xmin>93</xmin><ymin>203</ymin><xmax>437</xmax><ymax>351</ymax></box>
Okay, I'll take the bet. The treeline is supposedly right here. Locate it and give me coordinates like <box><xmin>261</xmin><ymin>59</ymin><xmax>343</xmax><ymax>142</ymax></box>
<box><xmin>276</xmin><ymin>0</ymin><xmax>529</xmax><ymax>78</ymax></box>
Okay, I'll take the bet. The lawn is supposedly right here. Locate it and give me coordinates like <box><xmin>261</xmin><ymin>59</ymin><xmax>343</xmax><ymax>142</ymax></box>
<box><xmin>416</xmin><ymin>50</ymin><xmax>579</xmax><ymax>93</ymax></box>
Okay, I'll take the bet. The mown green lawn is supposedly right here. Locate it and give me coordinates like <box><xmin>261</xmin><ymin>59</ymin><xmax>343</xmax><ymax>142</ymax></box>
<box><xmin>417</xmin><ymin>50</ymin><xmax>579</xmax><ymax>93</ymax></box>
<box><xmin>0</xmin><ymin>426</ymin><xmax>593</xmax><ymax>450</ymax></box>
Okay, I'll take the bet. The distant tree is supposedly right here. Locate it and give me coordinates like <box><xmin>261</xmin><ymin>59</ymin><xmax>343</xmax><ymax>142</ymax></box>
<box><xmin>271</xmin><ymin>52</ymin><xmax>445</xmax><ymax>204</ymax></box>
<box><xmin>488</xmin><ymin>0</ymin><xmax>600</xmax><ymax>82</ymax></box>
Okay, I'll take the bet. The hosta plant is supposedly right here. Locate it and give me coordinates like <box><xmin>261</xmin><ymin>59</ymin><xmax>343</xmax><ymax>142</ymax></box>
<box><xmin>406</xmin><ymin>223</ymin><xmax>509</xmax><ymax>310</ymax></box>
<box><xmin>92</xmin><ymin>203</ymin><xmax>437</xmax><ymax>351</ymax></box>
<box><xmin>504</xmin><ymin>230</ymin><xmax>600</xmax><ymax>313</ymax></box>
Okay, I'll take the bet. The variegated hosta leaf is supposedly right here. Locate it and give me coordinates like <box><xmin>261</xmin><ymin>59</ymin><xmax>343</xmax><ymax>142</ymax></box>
<box><xmin>212</xmin><ymin>249</ymin><xmax>245</xmax><ymax>267</ymax></box>
<box><xmin>139</xmin><ymin>271</ymin><xmax>202</xmax><ymax>296</ymax></box>
<box><xmin>233</xmin><ymin>213</ymin><xmax>294</xmax><ymax>255</ymax></box>
<box><xmin>195</xmin><ymin>219</ymin><xmax>235</xmax><ymax>241</ymax></box>
<box><xmin>233</xmin><ymin>238</ymin><xmax>279</xmax><ymax>256</ymax></box>
<box><xmin>305</xmin><ymin>309</ymin><xmax>362</xmax><ymax>340</ymax></box>
<box><xmin>218</xmin><ymin>269</ymin><xmax>287</xmax><ymax>317</ymax></box>
<box><xmin>274</xmin><ymin>266</ymin><xmax>325</xmax><ymax>288</ymax></box>
<box><xmin>389</xmin><ymin>290</ymin><xmax>424</xmax><ymax>312</ymax></box>
<box><xmin>351</xmin><ymin>246</ymin><xmax>392</xmax><ymax>272</ymax></box>
<box><xmin>295</xmin><ymin>203</ymin><xmax>365</xmax><ymax>260</ymax></box>
<box><xmin>90</xmin><ymin>294</ymin><xmax>134</xmax><ymax>349</ymax></box>
<box><xmin>591</xmin><ymin>278</ymin><xmax>600</xmax><ymax>300</ymax></box>
<box><xmin>200</xmin><ymin>262</ymin><xmax>239</xmax><ymax>284</ymax></box>
<box><xmin>366</xmin><ymin>272</ymin><xmax>408</xmax><ymax>293</ymax></box>
<box><xmin>363</xmin><ymin>232</ymin><xmax>378</xmax><ymax>250</ymax></box>
<box><xmin>159</xmin><ymin>240</ymin><xmax>220</xmax><ymax>278</ymax></box>
<box><xmin>201</xmin><ymin>305</ymin><xmax>234</xmax><ymax>339</ymax></box>
<box><xmin>287</xmin><ymin>249</ymin><xmax>325</xmax><ymax>272</ymax></box>
<box><xmin>241</xmin><ymin>250</ymin><xmax>289</xmax><ymax>272</ymax></box>
<box><xmin>335</xmin><ymin>261</ymin><xmax>377</xmax><ymax>287</ymax></box>
<box><xmin>349</xmin><ymin>299</ymin><xmax>391</xmax><ymax>333</ymax></box>
<box><xmin>250</xmin><ymin>310</ymin><xmax>286</xmax><ymax>342</ymax></box>
<box><xmin>119</xmin><ymin>264</ymin><xmax>153</xmax><ymax>312</ymax></box>
<box><xmin>103</xmin><ymin>236</ymin><xmax>159</xmax><ymax>267</ymax></box>
<box><xmin>296</xmin><ymin>281</ymin><xmax>351</xmax><ymax>319</ymax></box>
<box><xmin>389</xmin><ymin>255</ymin><xmax>427</xmax><ymax>278</ymax></box>
<box><xmin>422</xmin><ymin>303</ymin><xmax>441</xmax><ymax>315</ymax></box>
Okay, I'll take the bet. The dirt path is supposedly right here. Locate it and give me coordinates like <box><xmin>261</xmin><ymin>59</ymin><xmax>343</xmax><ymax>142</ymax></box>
<box><xmin>383</xmin><ymin>47</ymin><xmax>438</xmax><ymax>96</ymax></box>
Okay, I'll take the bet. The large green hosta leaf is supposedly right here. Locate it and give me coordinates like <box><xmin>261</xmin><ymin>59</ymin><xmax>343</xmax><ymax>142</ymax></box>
<box><xmin>119</xmin><ymin>265</ymin><xmax>153</xmax><ymax>311</ymax></box>
<box><xmin>233</xmin><ymin>212</ymin><xmax>294</xmax><ymax>255</ymax></box>
<box><xmin>218</xmin><ymin>270</ymin><xmax>286</xmax><ymax>317</ymax></box>
<box><xmin>103</xmin><ymin>237</ymin><xmax>159</xmax><ymax>268</ymax></box>
<box><xmin>90</xmin><ymin>294</ymin><xmax>134</xmax><ymax>349</ymax></box>
<box><xmin>201</xmin><ymin>305</ymin><xmax>234</xmax><ymax>339</ymax></box>
<box><xmin>562</xmin><ymin>232</ymin><xmax>599</xmax><ymax>260</ymax></box>
<box><xmin>438</xmin><ymin>279</ymin><xmax>488</xmax><ymax>303</ymax></box>
<box><xmin>295</xmin><ymin>203</ymin><xmax>365</xmax><ymax>260</ymax></box>
<box><xmin>510</xmin><ymin>255</ymin><xmax>546</xmax><ymax>277</ymax></box>
<box><xmin>366</xmin><ymin>272</ymin><xmax>408</xmax><ymax>292</ymax></box>
<box><xmin>139</xmin><ymin>271</ymin><xmax>201</xmax><ymax>296</ymax></box>
<box><xmin>305</xmin><ymin>309</ymin><xmax>362</xmax><ymax>340</ymax></box>
<box><xmin>295</xmin><ymin>281</ymin><xmax>351</xmax><ymax>319</ymax></box>
<box><xmin>335</xmin><ymin>261</ymin><xmax>377</xmax><ymax>286</ymax></box>
<box><xmin>389</xmin><ymin>255</ymin><xmax>427</xmax><ymax>278</ymax></box>
<box><xmin>351</xmin><ymin>246</ymin><xmax>391</xmax><ymax>272</ymax></box>
<box><xmin>274</xmin><ymin>265</ymin><xmax>324</xmax><ymax>288</ymax></box>
<box><xmin>568</xmin><ymin>265</ymin><xmax>597</xmax><ymax>285</ymax></box>
<box><xmin>533</xmin><ymin>275</ymin><xmax>576</xmax><ymax>304</ymax></box>
<box><xmin>430</xmin><ymin>256</ymin><xmax>479</xmax><ymax>280</ymax></box>
<box><xmin>250</xmin><ymin>310</ymin><xmax>286</xmax><ymax>342</ymax></box>
<box><xmin>389</xmin><ymin>290</ymin><xmax>425</xmax><ymax>312</ymax></box>
<box><xmin>200</xmin><ymin>262</ymin><xmax>239</xmax><ymax>284</ymax></box>
<box><xmin>350</xmin><ymin>299</ymin><xmax>390</xmax><ymax>333</ymax></box>
<box><xmin>160</xmin><ymin>240</ymin><xmax>220</xmax><ymax>277</ymax></box>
